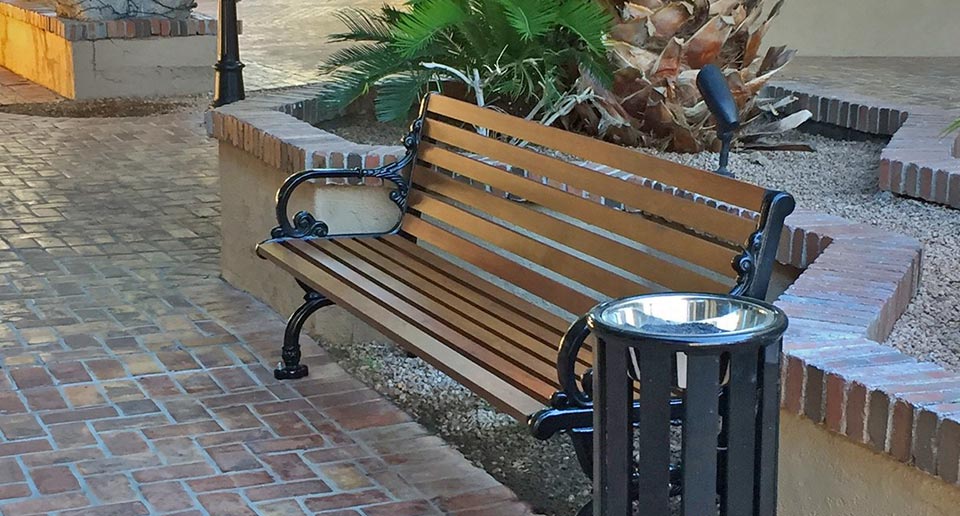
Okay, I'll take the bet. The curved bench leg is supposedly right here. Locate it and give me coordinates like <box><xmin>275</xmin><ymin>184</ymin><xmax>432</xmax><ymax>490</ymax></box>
<box><xmin>274</xmin><ymin>284</ymin><xmax>333</xmax><ymax>380</ymax></box>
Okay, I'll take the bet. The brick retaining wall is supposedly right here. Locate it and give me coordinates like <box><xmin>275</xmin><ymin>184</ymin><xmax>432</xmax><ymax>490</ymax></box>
<box><xmin>766</xmin><ymin>82</ymin><xmax>960</xmax><ymax>209</ymax></box>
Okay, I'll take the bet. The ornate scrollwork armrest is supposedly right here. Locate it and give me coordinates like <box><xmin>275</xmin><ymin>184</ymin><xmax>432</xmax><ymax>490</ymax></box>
<box><xmin>554</xmin><ymin>314</ymin><xmax>594</xmax><ymax>410</ymax></box>
<box><xmin>269</xmin><ymin>119</ymin><xmax>424</xmax><ymax>240</ymax></box>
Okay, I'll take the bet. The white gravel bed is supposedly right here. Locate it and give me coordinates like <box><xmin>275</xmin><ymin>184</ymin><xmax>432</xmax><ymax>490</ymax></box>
<box><xmin>312</xmin><ymin>127</ymin><xmax>958</xmax><ymax>515</ymax></box>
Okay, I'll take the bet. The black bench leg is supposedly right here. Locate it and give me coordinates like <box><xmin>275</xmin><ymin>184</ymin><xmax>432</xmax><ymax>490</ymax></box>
<box><xmin>274</xmin><ymin>285</ymin><xmax>333</xmax><ymax>380</ymax></box>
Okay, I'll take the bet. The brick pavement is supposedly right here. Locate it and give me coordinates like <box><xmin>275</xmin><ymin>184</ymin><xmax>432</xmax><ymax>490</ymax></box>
<box><xmin>0</xmin><ymin>68</ymin><xmax>62</xmax><ymax>106</ymax></box>
<box><xmin>0</xmin><ymin>110</ymin><xmax>536</xmax><ymax>515</ymax></box>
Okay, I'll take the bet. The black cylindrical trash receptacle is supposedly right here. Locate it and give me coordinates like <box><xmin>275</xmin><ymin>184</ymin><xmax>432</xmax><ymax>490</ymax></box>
<box><xmin>589</xmin><ymin>293</ymin><xmax>788</xmax><ymax>516</ymax></box>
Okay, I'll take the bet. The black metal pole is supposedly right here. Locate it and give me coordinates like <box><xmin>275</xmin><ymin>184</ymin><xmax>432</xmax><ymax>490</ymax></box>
<box><xmin>213</xmin><ymin>0</ymin><xmax>244</xmax><ymax>107</ymax></box>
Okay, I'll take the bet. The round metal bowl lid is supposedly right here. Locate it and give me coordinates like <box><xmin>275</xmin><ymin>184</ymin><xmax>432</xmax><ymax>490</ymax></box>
<box><xmin>596</xmin><ymin>292</ymin><xmax>781</xmax><ymax>339</ymax></box>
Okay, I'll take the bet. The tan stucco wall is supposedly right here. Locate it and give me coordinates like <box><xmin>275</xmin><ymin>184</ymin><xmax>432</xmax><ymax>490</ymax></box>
<box><xmin>75</xmin><ymin>36</ymin><xmax>216</xmax><ymax>99</ymax></box>
<box><xmin>766</xmin><ymin>0</ymin><xmax>960</xmax><ymax>57</ymax></box>
<box><xmin>0</xmin><ymin>11</ymin><xmax>215</xmax><ymax>99</ymax></box>
<box><xmin>0</xmin><ymin>15</ymin><xmax>78</xmax><ymax>97</ymax></box>
<box><xmin>779</xmin><ymin>412</ymin><xmax>960</xmax><ymax>516</ymax></box>
<box><xmin>218</xmin><ymin>142</ymin><xmax>396</xmax><ymax>346</ymax></box>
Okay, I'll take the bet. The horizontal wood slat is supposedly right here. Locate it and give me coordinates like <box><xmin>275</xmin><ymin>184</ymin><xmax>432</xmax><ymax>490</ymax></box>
<box><xmin>407</xmin><ymin>190</ymin><xmax>651</xmax><ymax>299</ymax></box>
<box><xmin>256</xmin><ymin>241</ymin><xmax>546</xmax><ymax>419</ymax></box>
<box><xmin>425</xmin><ymin>94</ymin><xmax>768</xmax><ymax>210</ymax></box>
<box><xmin>400</xmin><ymin>216</ymin><xmax>599</xmax><ymax>315</ymax></box>
<box><xmin>422</xmin><ymin>120</ymin><xmax>756</xmax><ymax>245</ymax></box>
<box><xmin>412</xmin><ymin>166</ymin><xmax>729</xmax><ymax>293</ymax></box>
<box><xmin>417</xmin><ymin>143</ymin><xmax>739</xmax><ymax>278</ymax></box>
<box><xmin>314</xmin><ymin>239</ymin><xmax>571</xmax><ymax>379</ymax></box>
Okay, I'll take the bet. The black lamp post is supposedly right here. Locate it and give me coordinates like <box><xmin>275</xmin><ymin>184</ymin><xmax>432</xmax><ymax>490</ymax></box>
<box><xmin>213</xmin><ymin>0</ymin><xmax>244</xmax><ymax>107</ymax></box>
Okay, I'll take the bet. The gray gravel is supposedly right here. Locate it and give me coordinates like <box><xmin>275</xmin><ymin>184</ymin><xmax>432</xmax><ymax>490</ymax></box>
<box><xmin>650</xmin><ymin>132</ymin><xmax>960</xmax><ymax>372</ymax></box>
<box><xmin>311</xmin><ymin>124</ymin><xmax>960</xmax><ymax>514</ymax></box>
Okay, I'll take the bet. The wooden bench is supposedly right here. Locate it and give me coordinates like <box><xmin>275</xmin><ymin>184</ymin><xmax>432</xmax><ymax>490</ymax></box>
<box><xmin>257</xmin><ymin>93</ymin><xmax>794</xmax><ymax>503</ymax></box>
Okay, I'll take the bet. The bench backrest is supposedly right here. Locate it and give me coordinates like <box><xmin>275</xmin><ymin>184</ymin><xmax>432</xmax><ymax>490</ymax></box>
<box><xmin>401</xmin><ymin>94</ymin><xmax>794</xmax><ymax>317</ymax></box>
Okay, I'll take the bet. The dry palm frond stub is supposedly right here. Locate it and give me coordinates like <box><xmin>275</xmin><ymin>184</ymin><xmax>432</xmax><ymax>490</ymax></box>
<box><xmin>573</xmin><ymin>0</ymin><xmax>809</xmax><ymax>152</ymax></box>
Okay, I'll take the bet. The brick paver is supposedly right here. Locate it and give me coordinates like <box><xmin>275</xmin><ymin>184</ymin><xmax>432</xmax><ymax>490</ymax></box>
<box><xmin>0</xmin><ymin>109</ymin><xmax>536</xmax><ymax>515</ymax></box>
<box><xmin>0</xmin><ymin>67</ymin><xmax>63</xmax><ymax>106</ymax></box>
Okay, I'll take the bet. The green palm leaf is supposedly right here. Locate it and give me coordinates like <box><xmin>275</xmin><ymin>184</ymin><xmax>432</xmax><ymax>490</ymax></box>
<box><xmin>943</xmin><ymin>117</ymin><xmax>960</xmax><ymax>136</ymax></box>
<box><xmin>319</xmin><ymin>43</ymin><xmax>397</xmax><ymax>74</ymax></box>
<box><xmin>555</xmin><ymin>0</ymin><xmax>612</xmax><ymax>55</ymax></box>
<box><xmin>392</xmin><ymin>0</ymin><xmax>467</xmax><ymax>58</ymax></box>
<box><xmin>375</xmin><ymin>71</ymin><xmax>434</xmax><ymax>122</ymax></box>
<box><xmin>495</xmin><ymin>0</ymin><xmax>558</xmax><ymax>41</ymax></box>
<box><xmin>328</xmin><ymin>8</ymin><xmax>393</xmax><ymax>43</ymax></box>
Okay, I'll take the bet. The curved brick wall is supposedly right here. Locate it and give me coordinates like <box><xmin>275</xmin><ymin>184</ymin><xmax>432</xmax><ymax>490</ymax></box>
<box><xmin>766</xmin><ymin>83</ymin><xmax>960</xmax><ymax>209</ymax></box>
<box><xmin>209</xmin><ymin>85</ymin><xmax>960</xmax><ymax>489</ymax></box>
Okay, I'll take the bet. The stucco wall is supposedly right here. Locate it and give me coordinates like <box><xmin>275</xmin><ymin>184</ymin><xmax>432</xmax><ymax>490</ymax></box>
<box><xmin>766</xmin><ymin>0</ymin><xmax>960</xmax><ymax>57</ymax></box>
<box><xmin>779</xmin><ymin>412</ymin><xmax>960</xmax><ymax>516</ymax></box>
<box><xmin>0</xmin><ymin>8</ymin><xmax>215</xmax><ymax>99</ymax></box>
<box><xmin>218</xmin><ymin>142</ymin><xmax>394</xmax><ymax>347</ymax></box>
<box><xmin>0</xmin><ymin>15</ymin><xmax>78</xmax><ymax>96</ymax></box>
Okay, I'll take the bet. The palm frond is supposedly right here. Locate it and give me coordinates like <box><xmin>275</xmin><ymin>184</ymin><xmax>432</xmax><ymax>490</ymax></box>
<box><xmin>555</xmin><ymin>0</ymin><xmax>613</xmax><ymax>55</ymax></box>
<box><xmin>392</xmin><ymin>0</ymin><xmax>467</xmax><ymax>58</ymax></box>
<box><xmin>319</xmin><ymin>43</ymin><xmax>397</xmax><ymax>74</ymax></box>
<box><xmin>943</xmin><ymin>117</ymin><xmax>960</xmax><ymax>136</ymax></box>
<box><xmin>375</xmin><ymin>71</ymin><xmax>435</xmax><ymax>122</ymax></box>
<box><xmin>496</xmin><ymin>0</ymin><xmax>558</xmax><ymax>41</ymax></box>
<box><xmin>328</xmin><ymin>8</ymin><xmax>393</xmax><ymax>43</ymax></box>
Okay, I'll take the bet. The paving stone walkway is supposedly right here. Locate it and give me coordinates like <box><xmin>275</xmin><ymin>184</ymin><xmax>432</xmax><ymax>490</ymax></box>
<box><xmin>0</xmin><ymin>110</ymin><xmax>536</xmax><ymax>515</ymax></box>
<box><xmin>0</xmin><ymin>68</ymin><xmax>62</xmax><ymax>106</ymax></box>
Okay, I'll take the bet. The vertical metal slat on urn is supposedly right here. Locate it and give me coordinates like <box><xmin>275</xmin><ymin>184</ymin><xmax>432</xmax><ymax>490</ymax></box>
<box><xmin>594</xmin><ymin>337</ymin><xmax>633</xmax><ymax>516</ymax></box>
<box><xmin>681</xmin><ymin>353</ymin><xmax>721</xmax><ymax>516</ymax></box>
<box><xmin>637</xmin><ymin>349</ymin><xmax>674</xmax><ymax>515</ymax></box>
<box><xmin>722</xmin><ymin>350</ymin><xmax>760</xmax><ymax>516</ymax></box>
<box><xmin>755</xmin><ymin>341</ymin><xmax>784</xmax><ymax>515</ymax></box>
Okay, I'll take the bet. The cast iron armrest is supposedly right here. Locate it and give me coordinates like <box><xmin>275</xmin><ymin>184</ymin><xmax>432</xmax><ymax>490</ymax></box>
<box><xmin>267</xmin><ymin>119</ymin><xmax>424</xmax><ymax>241</ymax></box>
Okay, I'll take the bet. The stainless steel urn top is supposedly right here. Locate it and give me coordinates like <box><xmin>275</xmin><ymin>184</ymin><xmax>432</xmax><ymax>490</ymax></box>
<box><xmin>592</xmin><ymin>292</ymin><xmax>785</xmax><ymax>344</ymax></box>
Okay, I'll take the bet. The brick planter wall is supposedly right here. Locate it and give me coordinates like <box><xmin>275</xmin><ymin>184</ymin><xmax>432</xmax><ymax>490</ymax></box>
<box><xmin>210</xmin><ymin>85</ymin><xmax>960</xmax><ymax>500</ymax></box>
<box><xmin>765</xmin><ymin>83</ymin><xmax>960</xmax><ymax>209</ymax></box>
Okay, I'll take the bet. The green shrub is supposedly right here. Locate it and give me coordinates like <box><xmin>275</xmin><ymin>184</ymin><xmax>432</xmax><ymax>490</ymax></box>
<box><xmin>317</xmin><ymin>0</ymin><xmax>614</xmax><ymax>123</ymax></box>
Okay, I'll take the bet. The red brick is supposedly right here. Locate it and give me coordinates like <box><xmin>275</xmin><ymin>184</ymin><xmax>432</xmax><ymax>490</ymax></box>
<box><xmin>846</xmin><ymin>382</ymin><xmax>867</xmax><ymax>442</ymax></box>
<box><xmin>48</xmin><ymin>362</ymin><xmax>92</xmax><ymax>384</ymax></box>
<box><xmin>260</xmin><ymin>453</ymin><xmax>314</xmax><ymax>480</ymax></box>
<box><xmin>142</xmin><ymin>420</ymin><xmax>222</xmax><ymax>439</ymax></box>
<box><xmin>888</xmin><ymin>401</ymin><xmax>914</xmax><ymax>462</ymax></box>
<box><xmin>61</xmin><ymin>501</ymin><xmax>150</xmax><ymax>516</ymax></box>
<box><xmin>207</xmin><ymin>443</ymin><xmax>262</xmax><ymax>472</ymax></box>
<box><xmin>86</xmin><ymin>474</ymin><xmax>137</xmax><ymax>503</ymax></box>
<box><xmin>0</xmin><ymin>438</ymin><xmax>52</xmax><ymax>457</ymax></box>
<box><xmin>23</xmin><ymin>387</ymin><xmax>67</xmax><ymax>411</ymax></box>
<box><xmin>138</xmin><ymin>375</ymin><xmax>184</xmax><ymax>398</ymax></box>
<box><xmin>33</xmin><ymin>465</ymin><xmax>80</xmax><ymax>494</ymax></box>
<box><xmin>868</xmin><ymin>390</ymin><xmax>890</xmax><ymax>451</ymax></box>
<box><xmin>245</xmin><ymin>479</ymin><xmax>332</xmax><ymax>501</ymax></box>
<box><xmin>102</xmin><ymin>431</ymin><xmax>148</xmax><ymax>455</ymax></box>
<box><xmin>198</xmin><ymin>493</ymin><xmax>258</xmax><ymax>516</ymax></box>
<box><xmin>364</xmin><ymin>500</ymin><xmax>436</xmax><ymax>516</ymax></box>
<box><xmin>187</xmin><ymin>471</ymin><xmax>274</xmax><ymax>492</ymax></box>
<box><xmin>949</xmin><ymin>173</ymin><xmax>960</xmax><ymax>208</ymax></box>
<box><xmin>0</xmin><ymin>392</ymin><xmax>26</xmax><ymax>415</ymax></box>
<box><xmin>0</xmin><ymin>492</ymin><xmax>90</xmax><ymax>514</ymax></box>
<box><xmin>140</xmin><ymin>481</ymin><xmax>194</xmax><ymax>512</ymax></box>
<box><xmin>303</xmin><ymin>489</ymin><xmax>391</xmax><ymax>512</ymax></box>
<box><xmin>782</xmin><ymin>356</ymin><xmax>804</xmax><ymax>414</ymax></box>
<box><xmin>0</xmin><ymin>483</ymin><xmax>31</xmax><ymax>500</ymax></box>
<box><xmin>10</xmin><ymin>366</ymin><xmax>54</xmax><ymax>389</ymax></box>
<box><xmin>132</xmin><ymin>461</ymin><xmax>215</xmax><ymax>483</ymax></box>
<box><xmin>937</xmin><ymin>418</ymin><xmax>960</xmax><ymax>484</ymax></box>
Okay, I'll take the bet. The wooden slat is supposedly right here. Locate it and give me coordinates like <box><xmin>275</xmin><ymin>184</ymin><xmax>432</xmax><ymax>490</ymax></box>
<box><xmin>413</xmin><ymin>166</ymin><xmax>729</xmax><ymax>293</ymax></box>
<box><xmin>417</xmin><ymin>142</ymin><xmax>739</xmax><ymax>278</ymax></box>
<box><xmin>425</xmin><ymin>94</ymin><xmax>768</xmax><ymax>210</ymax></box>
<box><xmin>399</xmin><ymin>216</ymin><xmax>599</xmax><ymax>315</ymax></box>
<box><xmin>345</xmin><ymin>238</ymin><xmax>565</xmax><ymax>344</ymax></box>
<box><xmin>379</xmin><ymin>236</ymin><xmax>572</xmax><ymax>332</ymax></box>
<box><xmin>256</xmin><ymin>241</ymin><xmax>546</xmax><ymax>419</ymax></box>
<box><xmin>422</xmin><ymin>120</ymin><xmax>756</xmax><ymax>245</ymax></box>
<box><xmin>281</xmin><ymin>239</ymin><xmax>558</xmax><ymax>402</ymax></box>
<box><xmin>316</xmin><ymin>239</ymin><xmax>569</xmax><ymax>377</ymax></box>
<box><xmin>407</xmin><ymin>190</ymin><xmax>650</xmax><ymax>299</ymax></box>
